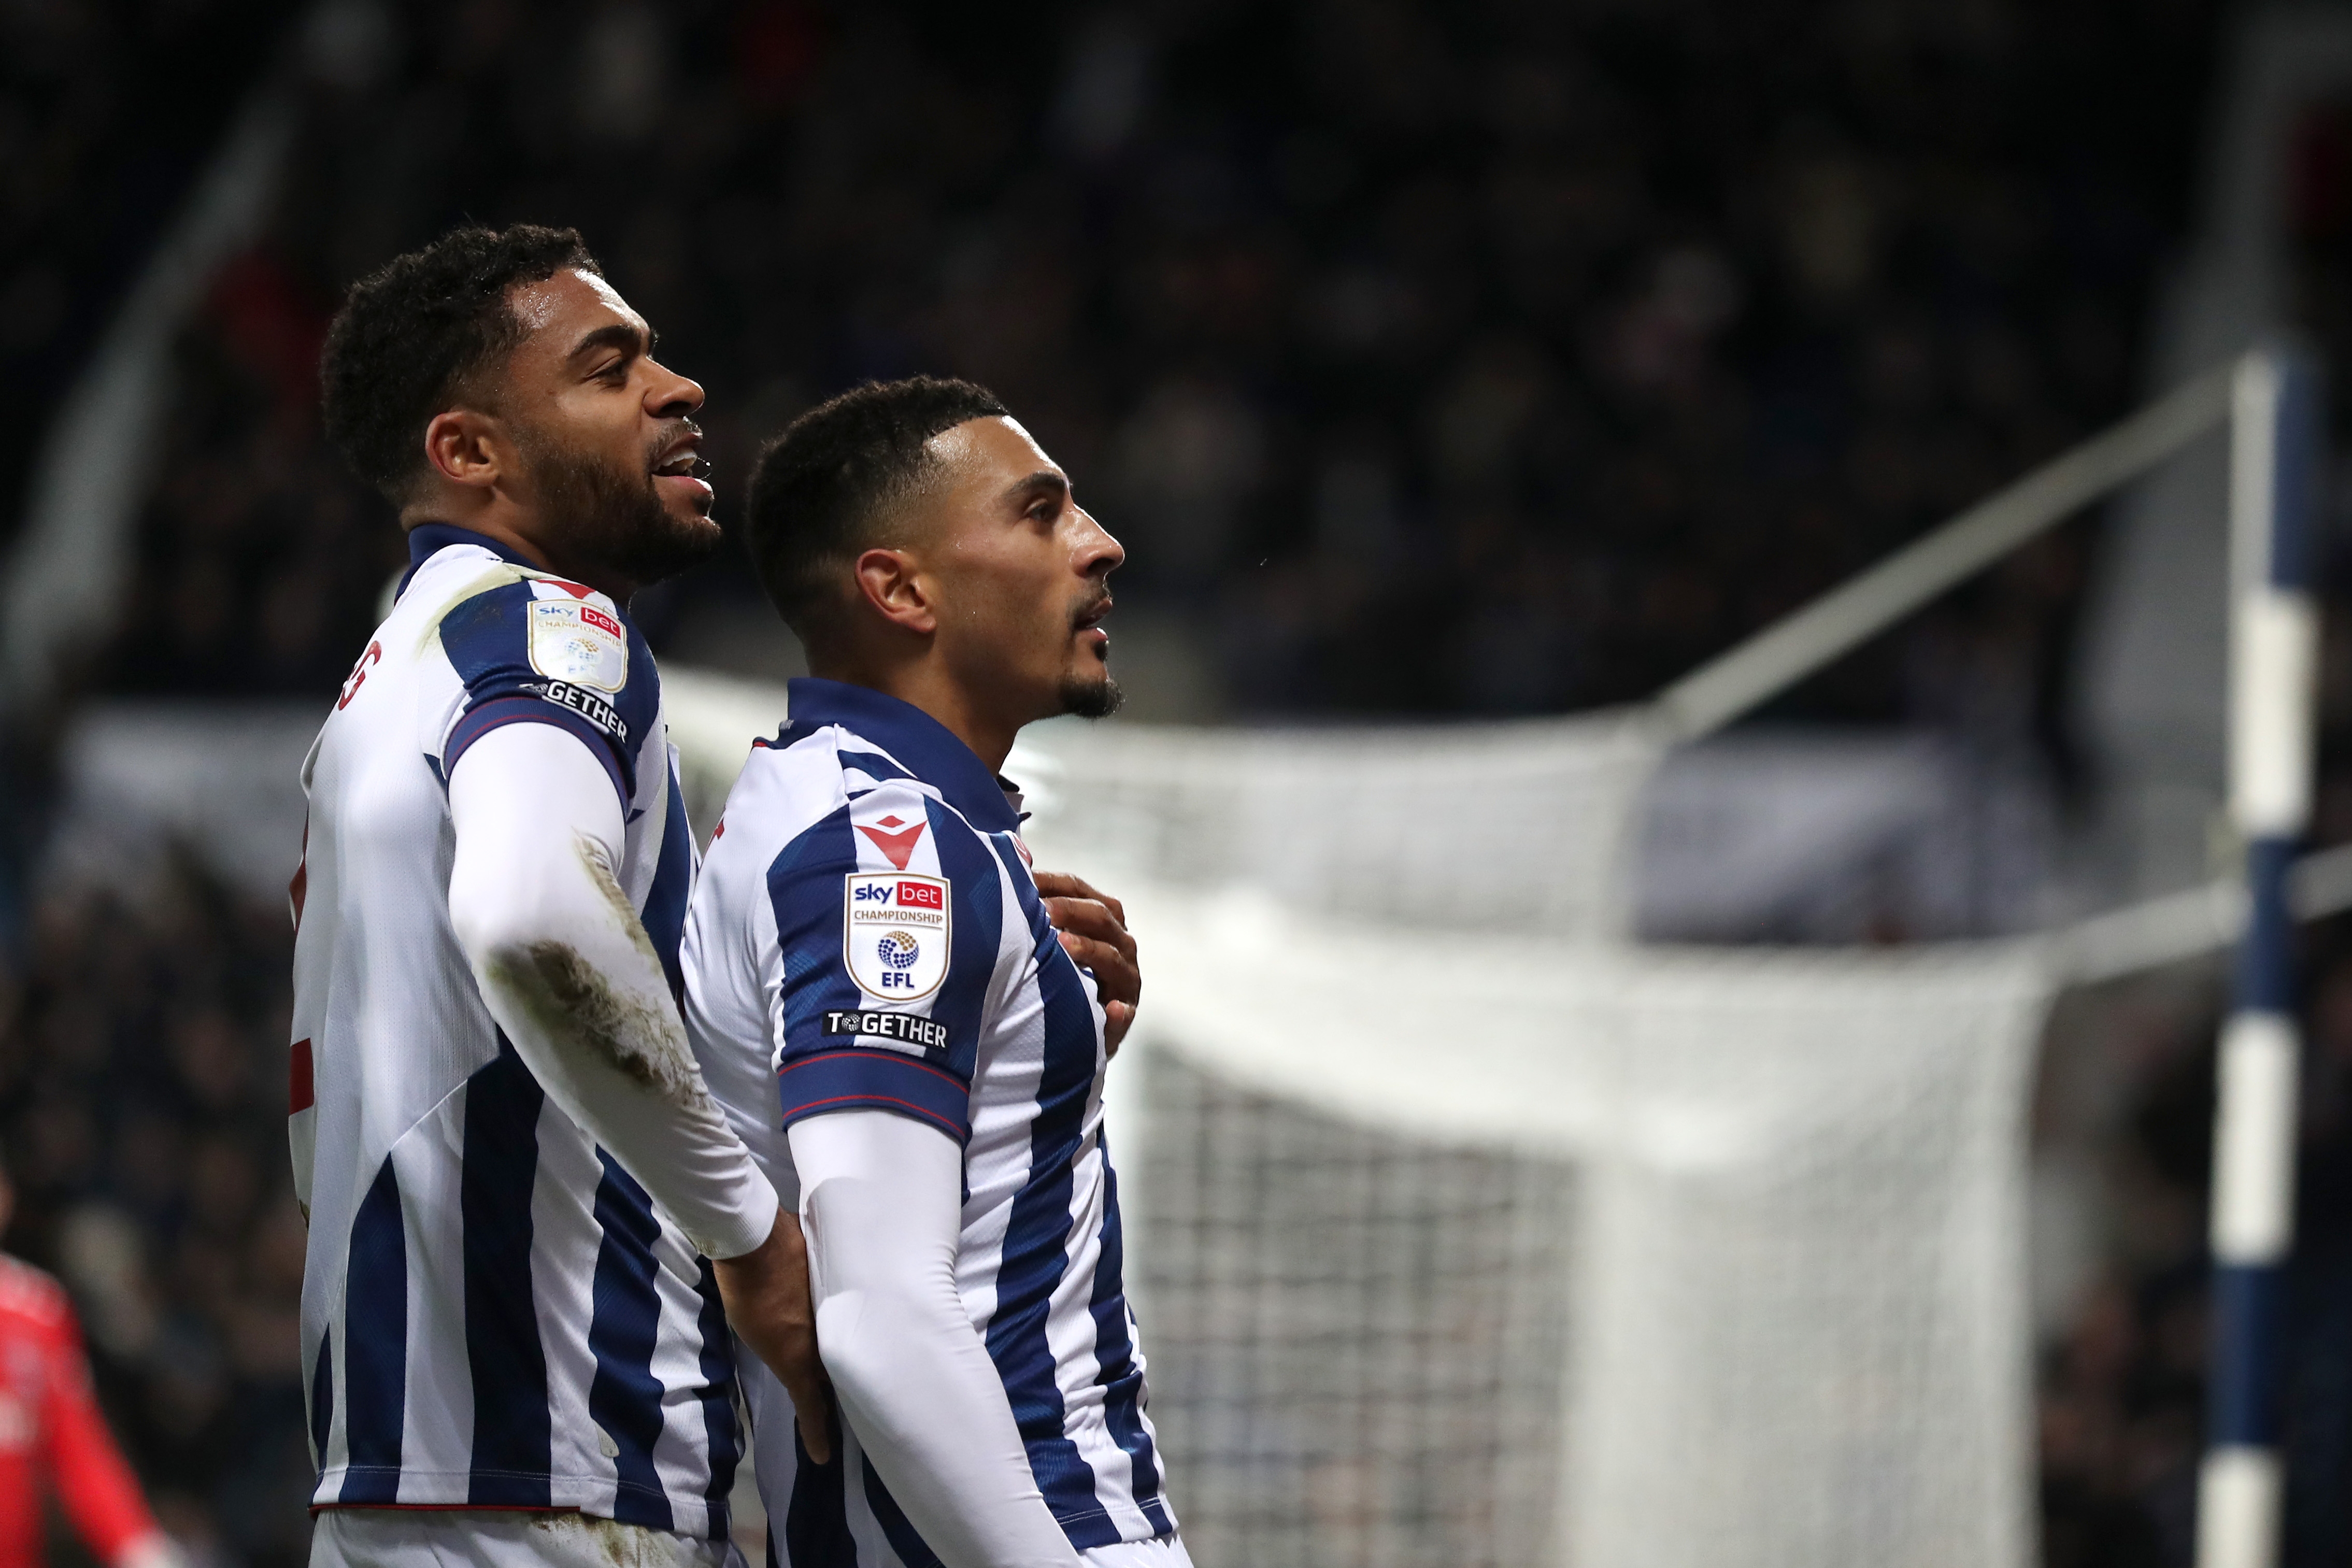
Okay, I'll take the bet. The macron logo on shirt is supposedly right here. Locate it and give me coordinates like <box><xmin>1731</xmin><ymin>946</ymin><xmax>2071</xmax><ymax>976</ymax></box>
<box><xmin>856</xmin><ymin>814</ymin><xmax>927</xmax><ymax>869</ymax></box>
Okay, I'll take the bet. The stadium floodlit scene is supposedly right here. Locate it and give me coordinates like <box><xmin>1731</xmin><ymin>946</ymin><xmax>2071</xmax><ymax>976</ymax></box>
<box><xmin>20</xmin><ymin>1</ymin><xmax>2352</xmax><ymax>1566</ymax></box>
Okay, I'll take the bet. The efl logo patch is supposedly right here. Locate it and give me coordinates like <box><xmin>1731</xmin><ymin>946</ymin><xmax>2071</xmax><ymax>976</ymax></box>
<box><xmin>844</xmin><ymin>872</ymin><xmax>950</xmax><ymax>1001</ymax></box>
<box><xmin>821</xmin><ymin>1010</ymin><xmax>950</xmax><ymax>1055</ymax></box>
<box><xmin>528</xmin><ymin>600</ymin><xmax>628</xmax><ymax>691</ymax></box>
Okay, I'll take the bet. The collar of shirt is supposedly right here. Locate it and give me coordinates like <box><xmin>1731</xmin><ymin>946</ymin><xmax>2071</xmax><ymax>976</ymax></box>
<box><xmin>396</xmin><ymin>523</ymin><xmax>538</xmax><ymax>597</ymax></box>
<box><xmin>785</xmin><ymin>677</ymin><xmax>1023</xmax><ymax>834</ymax></box>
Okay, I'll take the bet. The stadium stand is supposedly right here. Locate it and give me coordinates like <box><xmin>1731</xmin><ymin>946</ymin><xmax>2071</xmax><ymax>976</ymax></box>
<box><xmin>0</xmin><ymin>0</ymin><xmax>298</xmax><ymax>576</ymax></box>
<box><xmin>95</xmin><ymin>0</ymin><xmax>2213</xmax><ymax>740</ymax></box>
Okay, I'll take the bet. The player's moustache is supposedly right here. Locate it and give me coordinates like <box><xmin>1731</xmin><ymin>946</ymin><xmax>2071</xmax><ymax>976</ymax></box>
<box><xmin>1072</xmin><ymin>591</ymin><xmax>1113</xmax><ymax>631</ymax></box>
<box><xmin>646</xmin><ymin>419</ymin><xmax>712</xmax><ymax>479</ymax></box>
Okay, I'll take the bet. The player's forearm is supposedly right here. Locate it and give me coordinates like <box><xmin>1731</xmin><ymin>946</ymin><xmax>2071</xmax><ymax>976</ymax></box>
<box><xmin>793</xmin><ymin>1112</ymin><xmax>1084</xmax><ymax>1568</ymax></box>
<box><xmin>819</xmin><ymin>1292</ymin><xmax>1078</xmax><ymax>1568</ymax></box>
<box><xmin>449</xmin><ymin>722</ymin><xmax>772</xmax><ymax>1260</ymax></box>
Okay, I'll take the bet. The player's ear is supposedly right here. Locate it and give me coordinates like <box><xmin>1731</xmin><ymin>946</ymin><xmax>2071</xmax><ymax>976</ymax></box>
<box><xmin>852</xmin><ymin>547</ymin><xmax>936</xmax><ymax>636</ymax></box>
<box><xmin>422</xmin><ymin>409</ymin><xmax>505</xmax><ymax>492</ymax></box>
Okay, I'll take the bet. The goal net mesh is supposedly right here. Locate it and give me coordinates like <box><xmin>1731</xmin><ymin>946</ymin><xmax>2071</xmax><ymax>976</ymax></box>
<box><xmin>1130</xmin><ymin>1050</ymin><xmax>1577</xmax><ymax>1568</ymax></box>
<box><xmin>1015</xmin><ymin>718</ymin><xmax>2052</xmax><ymax>1568</ymax></box>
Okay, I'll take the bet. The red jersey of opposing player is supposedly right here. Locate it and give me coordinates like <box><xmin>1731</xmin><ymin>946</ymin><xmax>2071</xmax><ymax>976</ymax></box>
<box><xmin>0</xmin><ymin>1253</ymin><xmax>170</xmax><ymax>1568</ymax></box>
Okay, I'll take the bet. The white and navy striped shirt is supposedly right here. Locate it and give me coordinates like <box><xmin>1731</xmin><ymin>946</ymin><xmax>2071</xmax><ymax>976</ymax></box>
<box><xmin>682</xmin><ymin>679</ymin><xmax>1174</xmax><ymax>1562</ymax></box>
<box><xmin>288</xmin><ymin>525</ymin><xmax>739</xmax><ymax>1535</ymax></box>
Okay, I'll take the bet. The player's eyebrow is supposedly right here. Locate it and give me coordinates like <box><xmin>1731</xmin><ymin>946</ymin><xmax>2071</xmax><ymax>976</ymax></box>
<box><xmin>1004</xmin><ymin>470</ymin><xmax>1069</xmax><ymax>512</ymax></box>
<box><xmin>567</xmin><ymin>321</ymin><xmax>656</xmax><ymax>365</ymax></box>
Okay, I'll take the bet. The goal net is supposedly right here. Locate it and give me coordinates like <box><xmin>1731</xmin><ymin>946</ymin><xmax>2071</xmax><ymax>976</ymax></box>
<box><xmin>1013</xmin><ymin>726</ymin><xmax>2049</xmax><ymax>1568</ymax></box>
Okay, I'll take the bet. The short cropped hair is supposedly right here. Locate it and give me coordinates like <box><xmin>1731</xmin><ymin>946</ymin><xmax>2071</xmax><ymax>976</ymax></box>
<box><xmin>320</xmin><ymin>224</ymin><xmax>600</xmax><ymax>503</ymax></box>
<box><xmin>743</xmin><ymin>376</ymin><xmax>1010</xmax><ymax>641</ymax></box>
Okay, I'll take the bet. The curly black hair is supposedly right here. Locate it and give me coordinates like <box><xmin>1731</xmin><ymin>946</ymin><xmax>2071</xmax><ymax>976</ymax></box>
<box><xmin>319</xmin><ymin>224</ymin><xmax>600</xmax><ymax>504</ymax></box>
<box><xmin>744</xmin><ymin>375</ymin><xmax>1010</xmax><ymax>643</ymax></box>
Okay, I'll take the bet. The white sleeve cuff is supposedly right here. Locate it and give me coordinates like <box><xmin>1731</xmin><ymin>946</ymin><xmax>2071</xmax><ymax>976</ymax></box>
<box><xmin>688</xmin><ymin>1164</ymin><xmax>780</xmax><ymax>1261</ymax></box>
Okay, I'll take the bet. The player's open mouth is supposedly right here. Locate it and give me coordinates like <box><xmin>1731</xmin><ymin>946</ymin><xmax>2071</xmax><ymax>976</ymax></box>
<box><xmin>1074</xmin><ymin>595</ymin><xmax>1111</xmax><ymax>652</ymax></box>
<box><xmin>651</xmin><ymin>438</ymin><xmax>713</xmax><ymax>502</ymax></box>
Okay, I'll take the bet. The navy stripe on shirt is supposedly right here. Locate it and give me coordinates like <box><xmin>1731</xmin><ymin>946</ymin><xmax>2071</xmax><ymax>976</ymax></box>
<box><xmin>776</xmin><ymin>1051</ymin><xmax>971</xmax><ymax>1142</ymax></box>
<box><xmin>835</xmin><ymin>749</ymin><xmax>916</xmax><ymax>786</ymax></box>
<box><xmin>862</xmin><ymin>1457</ymin><xmax>949</xmax><ymax>1568</ymax></box>
<box><xmin>691</xmin><ymin>1258</ymin><xmax>741</xmax><ymax>1529</ymax></box>
<box><xmin>1086</xmin><ymin>1132</ymin><xmax>1169</xmax><ymax>1531</ymax></box>
<box><xmin>785</xmin><ymin>1424</ymin><xmax>856</xmax><ymax>1566</ymax></box>
<box><xmin>340</xmin><ymin>1155</ymin><xmax>408</xmax><ymax>1501</ymax></box>
<box><xmin>587</xmin><ymin>1157</ymin><xmax>678</xmax><ymax>1532</ymax></box>
<box><xmin>999</xmin><ymin>812</ymin><xmax>1166</xmax><ymax>1523</ymax></box>
<box><xmin>309</xmin><ymin>1328</ymin><xmax>333</xmax><ymax>1472</ymax></box>
<box><xmin>643</xmin><ymin>759</ymin><xmax>695</xmax><ymax>1001</ymax></box>
<box><xmin>983</xmin><ymin>866</ymin><xmax>1118</xmax><ymax>1541</ymax></box>
<box><xmin>461</xmin><ymin>1038</ymin><xmax>553</xmax><ymax>1506</ymax></box>
<box><xmin>925</xmin><ymin>800</ymin><xmax>1002</xmax><ymax>1088</ymax></box>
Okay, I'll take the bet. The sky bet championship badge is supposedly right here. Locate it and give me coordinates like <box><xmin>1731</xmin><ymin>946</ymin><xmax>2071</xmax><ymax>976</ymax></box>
<box><xmin>844</xmin><ymin>872</ymin><xmax>950</xmax><ymax>1002</ymax></box>
<box><xmin>527</xmin><ymin>597</ymin><xmax>628</xmax><ymax>691</ymax></box>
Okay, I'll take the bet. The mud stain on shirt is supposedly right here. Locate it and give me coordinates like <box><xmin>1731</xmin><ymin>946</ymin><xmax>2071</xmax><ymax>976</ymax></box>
<box><xmin>483</xmin><ymin>834</ymin><xmax>715</xmax><ymax>1118</ymax></box>
<box><xmin>527</xmin><ymin>1510</ymin><xmax>699</xmax><ymax>1568</ymax></box>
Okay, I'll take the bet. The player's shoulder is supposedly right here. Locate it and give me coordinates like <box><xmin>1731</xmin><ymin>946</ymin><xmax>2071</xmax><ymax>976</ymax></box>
<box><xmin>0</xmin><ymin>1253</ymin><xmax>70</xmax><ymax>1330</ymax></box>
<box><xmin>430</xmin><ymin>565</ymin><xmax>658</xmax><ymax>748</ymax></box>
<box><xmin>730</xmin><ymin>722</ymin><xmax>989</xmax><ymax>872</ymax></box>
<box><xmin>433</xmin><ymin>568</ymin><xmax>634</xmax><ymax>668</ymax></box>
<box><xmin>760</xmin><ymin>721</ymin><xmax>981</xmax><ymax>829</ymax></box>
<box><xmin>725</xmin><ymin>721</ymin><xmax>878</xmax><ymax>849</ymax></box>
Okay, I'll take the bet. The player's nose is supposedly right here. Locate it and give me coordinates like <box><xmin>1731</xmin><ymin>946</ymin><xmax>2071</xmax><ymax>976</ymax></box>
<box><xmin>645</xmin><ymin>358</ymin><xmax>704</xmax><ymax>421</ymax></box>
<box><xmin>1076</xmin><ymin>507</ymin><xmax>1124</xmax><ymax>577</ymax></box>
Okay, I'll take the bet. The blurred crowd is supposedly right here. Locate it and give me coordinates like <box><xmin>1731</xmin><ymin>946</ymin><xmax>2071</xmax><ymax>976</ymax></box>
<box><xmin>23</xmin><ymin>0</ymin><xmax>2352</xmax><ymax>1563</ymax></box>
<box><xmin>87</xmin><ymin>0</ymin><xmax>2214</xmax><ymax>747</ymax></box>
<box><xmin>0</xmin><ymin>859</ymin><xmax>311</xmax><ymax>1568</ymax></box>
<box><xmin>0</xmin><ymin>0</ymin><xmax>292</xmax><ymax>610</ymax></box>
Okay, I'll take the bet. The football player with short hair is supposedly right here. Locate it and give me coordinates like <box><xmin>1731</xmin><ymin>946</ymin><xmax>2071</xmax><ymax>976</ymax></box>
<box><xmin>296</xmin><ymin>223</ymin><xmax>829</xmax><ymax>1568</ymax></box>
<box><xmin>682</xmin><ymin>377</ymin><xmax>1180</xmax><ymax>1566</ymax></box>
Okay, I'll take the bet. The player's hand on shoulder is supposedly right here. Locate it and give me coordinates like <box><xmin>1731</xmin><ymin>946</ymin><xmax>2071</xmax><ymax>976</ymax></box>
<box><xmin>1033</xmin><ymin>870</ymin><xmax>1139</xmax><ymax>1057</ymax></box>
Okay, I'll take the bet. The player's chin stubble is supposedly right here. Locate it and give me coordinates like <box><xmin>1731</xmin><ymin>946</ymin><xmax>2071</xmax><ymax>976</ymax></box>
<box><xmin>523</xmin><ymin>433</ymin><xmax>720</xmax><ymax>590</ymax></box>
<box><xmin>1059</xmin><ymin>672</ymin><xmax>1123</xmax><ymax>719</ymax></box>
<box><xmin>1059</xmin><ymin>591</ymin><xmax>1121</xmax><ymax>718</ymax></box>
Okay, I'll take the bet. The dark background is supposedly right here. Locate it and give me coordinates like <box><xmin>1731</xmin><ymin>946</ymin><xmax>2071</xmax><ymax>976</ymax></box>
<box><xmin>21</xmin><ymin>2</ymin><xmax>2352</xmax><ymax>1564</ymax></box>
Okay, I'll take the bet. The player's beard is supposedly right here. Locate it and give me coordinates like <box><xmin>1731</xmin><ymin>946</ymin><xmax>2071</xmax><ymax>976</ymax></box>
<box><xmin>518</xmin><ymin>425</ymin><xmax>721</xmax><ymax>591</ymax></box>
<box><xmin>1058</xmin><ymin>671</ymin><xmax>1123</xmax><ymax>718</ymax></box>
<box><xmin>1058</xmin><ymin>590</ymin><xmax>1121</xmax><ymax>718</ymax></box>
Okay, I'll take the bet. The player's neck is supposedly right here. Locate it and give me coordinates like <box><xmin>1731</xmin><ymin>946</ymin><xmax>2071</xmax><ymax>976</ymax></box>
<box><xmin>401</xmin><ymin>512</ymin><xmax>634</xmax><ymax>602</ymax></box>
<box><xmin>811</xmin><ymin>658</ymin><xmax>1019</xmax><ymax>774</ymax></box>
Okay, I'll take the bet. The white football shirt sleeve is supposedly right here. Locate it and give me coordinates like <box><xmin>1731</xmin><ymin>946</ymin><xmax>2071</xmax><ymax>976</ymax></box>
<box><xmin>792</xmin><ymin>1109</ymin><xmax>1086</xmax><ymax>1568</ymax></box>
<box><xmin>447</xmin><ymin>720</ymin><xmax>775</xmax><ymax>1260</ymax></box>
